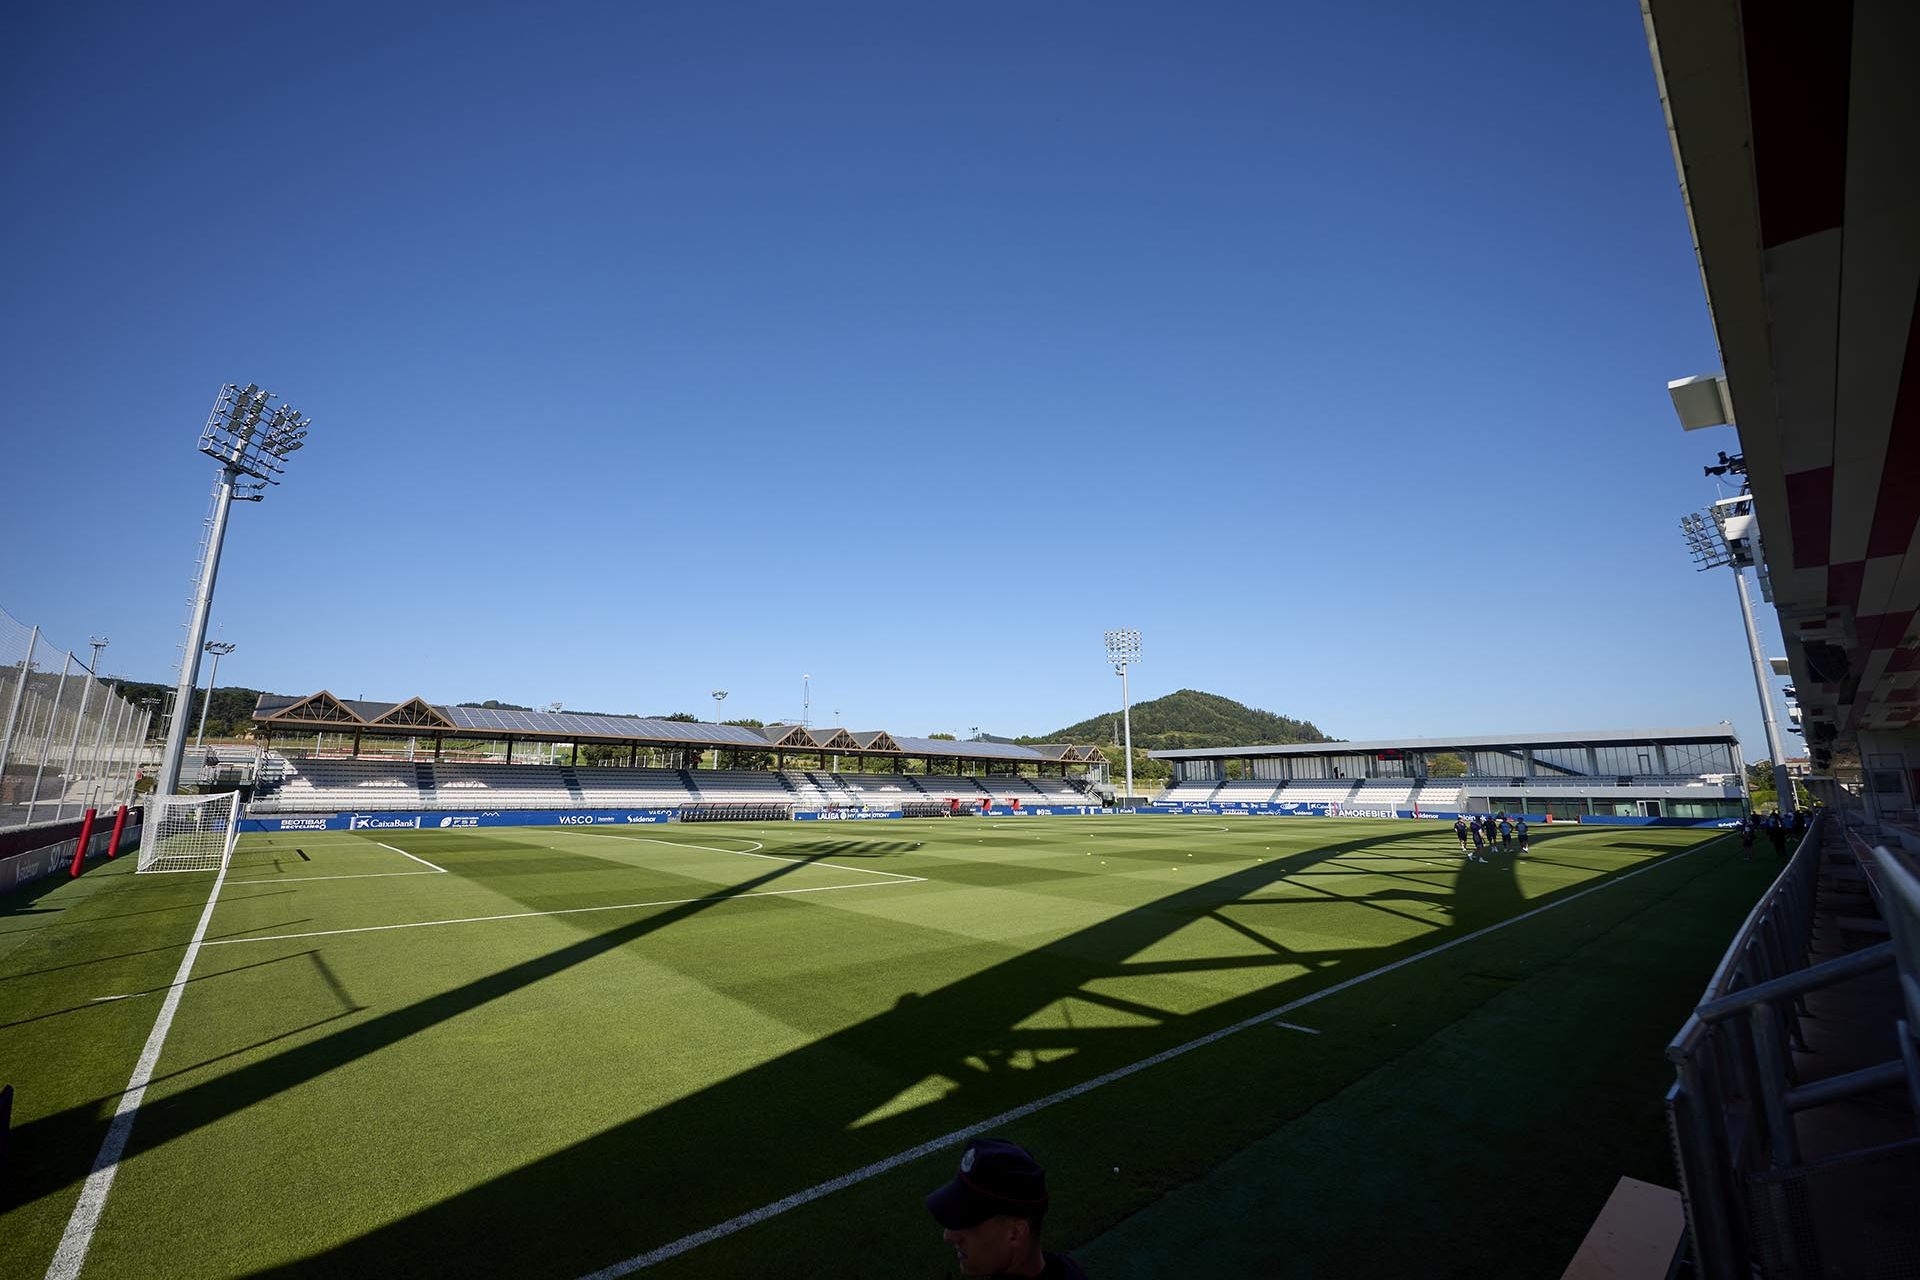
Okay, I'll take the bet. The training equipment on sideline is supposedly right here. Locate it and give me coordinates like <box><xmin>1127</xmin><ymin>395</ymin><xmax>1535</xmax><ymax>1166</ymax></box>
<box><xmin>137</xmin><ymin>791</ymin><xmax>242</xmax><ymax>872</ymax></box>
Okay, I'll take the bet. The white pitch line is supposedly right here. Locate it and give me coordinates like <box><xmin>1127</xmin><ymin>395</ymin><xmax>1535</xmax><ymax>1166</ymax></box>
<box><xmin>46</xmin><ymin>858</ymin><xmax>234</xmax><ymax>1280</ymax></box>
<box><xmin>227</xmin><ymin>870</ymin><xmax>444</xmax><ymax>885</ymax></box>
<box><xmin>575</xmin><ymin>834</ymin><xmax>1730</xmax><ymax>1278</ymax></box>
<box><xmin>1272</xmin><ymin>1020</ymin><xmax>1321</xmax><ymax>1035</ymax></box>
<box><xmin>201</xmin><ymin>878</ymin><xmax>922</xmax><ymax>948</ymax></box>
<box><xmin>574</xmin><ymin>832</ymin><xmax>927</xmax><ymax>884</ymax></box>
<box><xmin>375</xmin><ymin>841</ymin><xmax>448</xmax><ymax>873</ymax></box>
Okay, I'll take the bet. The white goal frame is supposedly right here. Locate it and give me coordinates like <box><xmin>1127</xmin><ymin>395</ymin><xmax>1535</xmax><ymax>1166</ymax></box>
<box><xmin>137</xmin><ymin>791</ymin><xmax>242</xmax><ymax>873</ymax></box>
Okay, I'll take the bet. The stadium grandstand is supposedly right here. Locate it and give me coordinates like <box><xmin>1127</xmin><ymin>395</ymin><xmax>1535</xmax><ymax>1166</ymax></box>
<box><xmin>1639</xmin><ymin>4</ymin><xmax>1920</xmax><ymax>1274</ymax></box>
<box><xmin>240</xmin><ymin>691</ymin><xmax>1107</xmax><ymax>825</ymax></box>
<box><xmin>1150</xmin><ymin>728</ymin><xmax>1747</xmax><ymax>822</ymax></box>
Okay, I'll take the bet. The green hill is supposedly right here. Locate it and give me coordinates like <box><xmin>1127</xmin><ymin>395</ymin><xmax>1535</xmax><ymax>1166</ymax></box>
<box><xmin>1026</xmin><ymin>689</ymin><xmax>1330</xmax><ymax>751</ymax></box>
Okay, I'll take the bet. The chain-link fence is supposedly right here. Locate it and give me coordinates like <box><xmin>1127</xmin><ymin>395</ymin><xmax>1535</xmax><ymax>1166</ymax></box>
<box><xmin>0</xmin><ymin>605</ymin><xmax>152</xmax><ymax>831</ymax></box>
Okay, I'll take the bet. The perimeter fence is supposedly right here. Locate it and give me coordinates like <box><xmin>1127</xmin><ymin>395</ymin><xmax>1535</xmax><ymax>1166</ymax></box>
<box><xmin>0</xmin><ymin>605</ymin><xmax>151</xmax><ymax>831</ymax></box>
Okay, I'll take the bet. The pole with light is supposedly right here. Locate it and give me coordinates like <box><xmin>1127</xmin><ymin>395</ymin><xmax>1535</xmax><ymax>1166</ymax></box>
<box><xmin>1680</xmin><ymin>507</ymin><xmax>1794</xmax><ymax>814</ymax></box>
<box><xmin>88</xmin><ymin>636</ymin><xmax>109</xmax><ymax>673</ymax></box>
<box><xmin>710</xmin><ymin>690</ymin><xmax>728</xmax><ymax>769</ymax></box>
<box><xmin>194</xmin><ymin>640</ymin><xmax>236</xmax><ymax>750</ymax></box>
<box><xmin>1104</xmin><ymin>629</ymin><xmax>1141</xmax><ymax>801</ymax></box>
<box><xmin>153</xmin><ymin>384</ymin><xmax>312</xmax><ymax>801</ymax></box>
<box><xmin>1667</xmin><ymin>373</ymin><xmax>1794</xmax><ymax>816</ymax></box>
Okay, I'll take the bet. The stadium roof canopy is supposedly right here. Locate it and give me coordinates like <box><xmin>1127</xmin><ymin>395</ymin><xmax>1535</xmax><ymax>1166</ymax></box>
<box><xmin>1150</xmin><ymin>727</ymin><xmax>1739</xmax><ymax>761</ymax></box>
<box><xmin>1644</xmin><ymin>1</ymin><xmax>1919</xmax><ymax>757</ymax></box>
<box><xmin>251</xmin><ymin>692</ymin><xmax>1106</xmax><ymax>765</ymax></box>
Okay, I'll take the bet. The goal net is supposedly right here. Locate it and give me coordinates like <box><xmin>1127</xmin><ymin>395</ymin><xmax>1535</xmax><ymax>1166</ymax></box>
<box><xmin>138</xmin><ymin>792</ymin><xmax>242</xmax><ymax>873</ymax></box>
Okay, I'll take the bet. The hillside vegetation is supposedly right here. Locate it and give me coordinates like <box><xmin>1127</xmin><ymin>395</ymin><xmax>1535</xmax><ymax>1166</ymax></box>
<box><xmin>1027</xmin><ymin>689</ymin><xmax>1329</xmax><ymax>751</ymax></box>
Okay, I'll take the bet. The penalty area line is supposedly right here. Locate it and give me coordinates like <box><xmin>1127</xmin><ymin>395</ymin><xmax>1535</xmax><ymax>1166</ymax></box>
<box><xmin>576</xmin><ymin>835</ymin><xmax>1729</xmax><ymax>1278</ymax></box>
<box><xmin>375</xmin><ymin>841</ymin><xmax>449</xmax><ymax>873</ymax></box>
<box><xmin>572</xmin><ymin>832</ymin><xmax>925</xmax><ymax>882</ymax></box>
<box><xmin>45</xmin><ymin>858</ymin><xmax>234</xmax><ymax>1280</ymax></box>
<box><xmin>227</xmin><ymin>870</ymin><xmax>443</xmax><ymax>885</ymax></box>
<box><xmin>200</xmin><ymin>877</ymin><xmax>923</xmax><ymax>947</ymax></box>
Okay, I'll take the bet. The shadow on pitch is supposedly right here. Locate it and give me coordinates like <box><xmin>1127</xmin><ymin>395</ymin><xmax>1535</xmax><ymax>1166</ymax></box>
<box><xmin>239</xmin><ymin>827</ymin><xmax>1572</xmax><ymax>1276</ymax></box>
<box><xmin>0</xmin><ymin>950</ymin><xmax>320</xmax><ymax>1033</ymax></box>
<box><xmin>11</xmin><ymin>819</ymin><xmax>1661</xmax><ymax>1273</ymax></box>
<box><xmin>0</xmin><ymin>849</ymin><xmax>844</xmax><ymax>1218</ymax></box>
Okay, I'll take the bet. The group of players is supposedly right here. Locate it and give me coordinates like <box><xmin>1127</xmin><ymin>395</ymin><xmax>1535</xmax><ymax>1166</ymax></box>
<box><xmin>1453</xmin><ymin>812</ymin><xmax>1528</xmax><ymax>861</ymax></box>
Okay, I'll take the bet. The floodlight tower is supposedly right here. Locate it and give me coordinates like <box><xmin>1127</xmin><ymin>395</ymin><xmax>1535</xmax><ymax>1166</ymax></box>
<box><xmin>193</xmin><ymin>640</ymin><xmax>237</xmax><ymax>749</ymax></box>
<box><xmin>1667</xmin><ymin>372</ymin><xmax>1793</xmax><ymax>816</ymax></box>
<box><xmin>88</xmin><ymin>636</ymin><xmax>109</xmax><ymax>673</ymax></box>
<box><xmin>710</xmin><ymin>690</ymin><xmax>728</xmax><ymax>769</ymax></box>
<box><xmin>802</xmin><ymin>674</ymin><xmax>811</xmax><ymax>728</ymax></box>
<box><xmin>1104</xmin><ymin>629</ymin><xmax>1141</xmax><ymax>801</ymax></box>
<box><xmin>153</xmin><ymin>384</ymin><xmax>312</xmax><ymax>801</ymax></box>
<box><xmin>1680</xmin><ymin>503</ymin><xmax>1794</xmax><ymax>815</ymax></box>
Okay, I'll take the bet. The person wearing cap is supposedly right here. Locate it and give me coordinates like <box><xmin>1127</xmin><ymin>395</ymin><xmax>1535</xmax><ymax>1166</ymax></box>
<box><xmin>926</xmin><ymin>1138</ymin><xmax>1087</xmax><ymax>1278</ymax></box>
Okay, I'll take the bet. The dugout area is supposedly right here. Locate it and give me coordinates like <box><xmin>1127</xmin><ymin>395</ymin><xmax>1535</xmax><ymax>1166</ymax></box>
<box><xmin>0</xmin><ymin>816</ymin><xmax>1773</xmax><ymax>1278</ymax></box>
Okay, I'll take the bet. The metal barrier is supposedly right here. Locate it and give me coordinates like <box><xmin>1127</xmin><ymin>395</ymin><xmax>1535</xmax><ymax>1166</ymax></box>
<box><xmin>0</xmin><ymin>606</ymin><xmax>152</xmax><ymax>832</ymax></box>
<box><xmin>1664</xmin><ymin>812</ymin><xmax>1920</xmax><ymax>1276</ymax></box>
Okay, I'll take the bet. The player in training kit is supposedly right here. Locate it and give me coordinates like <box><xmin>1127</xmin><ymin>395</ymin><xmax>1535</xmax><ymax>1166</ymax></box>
<box><xmin>1469</xmin><ymin>817</ymin><xmax>1487</xmax><ymax>862</ymax></box>
<box><xmin>1454</xmin><ymin>816</ymin><xmax>1470</xmax><ymax>853</ymax></box>
<box><xmin>1498</xmin><ymin>815</ymin><xmax>1513</xmax><ymax>852</ymax></box>
<box><xmin>1513</xmin><ymin>816</ymin><xmax>1529</xmax><ymax>856</ymax></box>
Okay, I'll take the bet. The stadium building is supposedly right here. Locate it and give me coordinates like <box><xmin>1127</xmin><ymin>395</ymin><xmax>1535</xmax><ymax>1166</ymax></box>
<box><xmin>1149</xmin><ymin>727</ymin><xmax>1746</xmax><ymax>822</ymax></box>
<box><xmin>237</xmin><ymin>690</ymin><xmax>1110</xmax><ymax>829</ymax></box>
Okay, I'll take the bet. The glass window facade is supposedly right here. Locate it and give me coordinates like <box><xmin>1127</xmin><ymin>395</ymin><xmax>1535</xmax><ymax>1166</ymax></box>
<box><xmin>1664</xmin><ymin>741</ymin><xmax>1735</xmax><ymax>775</ymax></box>
<box><xmin>1532</xmin><ymin>747</ymin><xmax>1589</xmax><ymax>776</ymax></box>
<box><xmin>1170</xmin><ymin>736</ymin><xmax>1737</xmax><ymax>790</ymax></box>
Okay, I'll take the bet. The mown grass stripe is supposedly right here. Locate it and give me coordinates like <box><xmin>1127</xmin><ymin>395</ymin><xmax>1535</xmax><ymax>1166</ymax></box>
<box><xmin>577</xmin><ymin>835</ymin><xmax>1727</xmax><ymax>1277</ymax></box>
<box><xmin>44</xmin><ymin>859</ymin><xmax>234</xmax><ymax>1280</ymax></box>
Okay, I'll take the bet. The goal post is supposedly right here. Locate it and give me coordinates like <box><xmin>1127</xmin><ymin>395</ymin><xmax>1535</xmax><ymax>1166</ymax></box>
<box><xmin>138</xmin><ymin>791</ymin><xmax>242</xmax><ymax>873</ymax></box>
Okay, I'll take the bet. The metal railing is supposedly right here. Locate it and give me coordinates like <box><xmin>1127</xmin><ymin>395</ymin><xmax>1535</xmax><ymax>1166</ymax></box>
<box><xmin>0</xmin><ymin>606</ymin><xmax>153</xmax><ymax>832</ymax></box>
<box><xmin>1665</xmin><ymin>812</ymin><xmax>1920</xmax><ymax>1276</ymax></box>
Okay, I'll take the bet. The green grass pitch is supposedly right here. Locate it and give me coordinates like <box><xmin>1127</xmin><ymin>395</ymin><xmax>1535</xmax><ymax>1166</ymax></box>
<box><xmin>0</xmin><ymin>817</ymin><xmax>1772</xmax><ymax>1277</ymax></box>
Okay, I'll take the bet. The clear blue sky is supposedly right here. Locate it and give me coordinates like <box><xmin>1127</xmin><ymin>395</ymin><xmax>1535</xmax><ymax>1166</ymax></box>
<box><xmin>0</xmin><ymin>2</ymin><xmax>1792</xmax><ymax>755</ymax></box>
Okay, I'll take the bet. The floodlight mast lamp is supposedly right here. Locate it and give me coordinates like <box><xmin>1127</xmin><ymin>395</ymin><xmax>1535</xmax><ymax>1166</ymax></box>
<box><xmin>1104</xmin><ymin>629</ymin><xmax>1141</xmax><ymax>801</ymax></box>
<box><xmin>710</xmin><ymin>691</ymin><xmax>728</xmax><ymax>768</ymax></box>
<box><xmin>193</xmin><ymin>641</ymin><xmax>236</xmax><ymax>750</ymax></box>
<box><xmin>153</xmin><ymin>384</ymin><xmax>311</xmax><ymax>802</ymax></box>
<box><xmin>1679</xmin><ymin>509</ymin><xmax>1794</xmax><ymax>815</ymax></box>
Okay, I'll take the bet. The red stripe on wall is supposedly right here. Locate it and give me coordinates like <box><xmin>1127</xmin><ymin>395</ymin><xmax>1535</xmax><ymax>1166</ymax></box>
<box><xmin>1826</xmin><ymin>559</ymin><xmax>1865</xmax><ymax>611</ymax></box>
<box><xmin>1865</xmin><ymin>288</ymin><xmax>1920</xmax><ymax>559</ymax></box>
<box><xmin>1784</xmin><ymin>466</ymin><xmax>1834</xmax><ymax>569</ymax></box>
<box><xmin>1855</xmin><ymin>611</ymin><xmax>1915</xmax><ymax>655</ymax></box>
<box><xmin>1742</xmin><ymin>0</ymin><xmax>1852</xmax><ymax>248</ymax></box>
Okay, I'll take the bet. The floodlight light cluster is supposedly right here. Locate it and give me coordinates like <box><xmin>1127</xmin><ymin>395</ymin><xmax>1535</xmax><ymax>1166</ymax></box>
<box><xmin>1680</xmin><ymin>511</ymin><xmax>1733</xmax><ymax>571</ymax></box>
<box><xmin>1104</xmin><ymin>628</ymin><xmax>1141</xmax><ymax>668</ymax></box>
<box><xmin>199</xmin><ymin>383</ymin><xmax>311</xmax><ymax>484</ymax></box>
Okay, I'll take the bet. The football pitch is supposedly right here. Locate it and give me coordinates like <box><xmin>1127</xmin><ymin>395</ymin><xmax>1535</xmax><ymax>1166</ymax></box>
<box><xmin>0</xmin><ymin>816</ymin><xmax>1770</xmax><ymax>1278</ymax></box>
